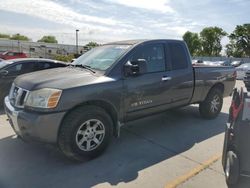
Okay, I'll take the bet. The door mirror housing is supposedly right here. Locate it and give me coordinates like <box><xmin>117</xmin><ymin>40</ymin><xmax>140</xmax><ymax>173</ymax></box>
<box><xmin>124</xmin><ymin>59</ymin><xmax>147</xmax><ymax>76</ymax></box>
<box><xmin>0</xmin><ymin>70</ymin><xmax>8</xmax><ymax>77</ymax></box>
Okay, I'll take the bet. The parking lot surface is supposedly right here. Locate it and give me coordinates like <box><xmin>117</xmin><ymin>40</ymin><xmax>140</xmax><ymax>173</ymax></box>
<box><xmin>0</xmin><ymin>81</ymin><xmax>249</xmax><ymax>188</ymax></box>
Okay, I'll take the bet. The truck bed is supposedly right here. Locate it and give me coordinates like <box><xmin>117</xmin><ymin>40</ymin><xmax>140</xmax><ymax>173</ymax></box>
<box><xmin>191</xmin><ymin>65</ymin><xmax>236</xmax><ymax>104</ymax></box>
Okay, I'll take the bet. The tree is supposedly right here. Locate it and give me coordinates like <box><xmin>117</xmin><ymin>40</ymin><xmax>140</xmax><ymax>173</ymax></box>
<box><xmin>85</xmin><ymin>41</ymin><xmax>99</xmax><ymax>49</ymax></box>
<box><xmin>226</xmin><ymin>24</ymin><xmax>250</xmax><ymax>57</ymax></box>
<box><xmin>199</xmin><ymin>27</ymin><xmax>227</xmax><ymax>56</ymax></box>
<box><xmin>0</xmin><ymin>33</ymin><xmax>10</xmax><ymax>39</ymax></box>
<box><xmin>182</xmin><ymin>31</ymin><xmax>201</xmax><ymax>56</ymax></box>
<box><xmin>54</xmin><ymin>54</ymin><xmax>74</xmax><ymax>62</ymax></box>
<box><xmin>10</xmin><ymin>33</ymin><xmax>29</xmax><ymax>41</ymax></box>
<box><xmin>38</xmin><ymin>35</ymin><xmax>58</xmax><ymax>43</ymax></box>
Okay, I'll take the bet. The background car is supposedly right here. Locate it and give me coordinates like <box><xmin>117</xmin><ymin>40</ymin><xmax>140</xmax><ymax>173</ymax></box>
<box><xmin>0</xmin><ymin>51</ymin><xmax>27</xmax><ymax>60</ymax></box>
<box><xmin>0</xmin><ymin>58</ymin><xmax>66</xmax><ymax>105</ymax></box>
<box><xmin>207</xmin><ymin>60</ymin><xmax>232</xmax><ymax>66</ymax></box>
<box><xmin>203</xmin><ymin>61</ymin><xmax>222</xmax><ymax>66</ymax></box>
<box><xmin>235</xmin><ymin>63</ymin><xmax>250</xmax><ymax>79</ymax></box>
<box><xmin>231</xmin><ymin>60</ymin><xmax>244</xmax><ymax>67</ymax></box>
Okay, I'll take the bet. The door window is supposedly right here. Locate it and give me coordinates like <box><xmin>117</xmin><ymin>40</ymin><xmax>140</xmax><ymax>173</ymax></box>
<box><xmin>35</xmin><ymin>62</ymin><xmax>52</xmax><ymax>70</ymax></box>
<box><xmin>169</xmin><ymin>43</ymin><xmax>188</xmax><ymax>70</ymax></box>
<box><xmin>6</xmin><ymin>63</ymin><xmax>35</xmax><ymax>76</ymax></box>
<box><xmin>7</xmin><ymin>52</ymin><xmax>14</xmax><ymax>56</ymax></box>
<box><xmin>6</xmin><ymin>64</ymin><xmax>22</xmax><ymax>76</ymax></box>
<box><xmin>130</xmin><ymin>44</ymin><xmax>166</xmax><ymax>73</ymax></box>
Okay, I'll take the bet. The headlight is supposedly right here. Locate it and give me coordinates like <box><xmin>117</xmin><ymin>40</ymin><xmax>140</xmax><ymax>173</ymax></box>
<box><xmin>25</xmin><ymin>88</ymin><xmax>62</xmax><ymax>109</ymax></box>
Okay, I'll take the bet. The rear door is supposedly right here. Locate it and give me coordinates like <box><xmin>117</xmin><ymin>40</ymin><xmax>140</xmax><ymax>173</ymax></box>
<box><xmin>165</xmin><ymin>41</ymin><xmax>194</xmax><ymax>107</ymax></box>
<box><xmin>123</xmin><ymin>42</ymin><xmax>174</xmax><ymax>121</ymax></box>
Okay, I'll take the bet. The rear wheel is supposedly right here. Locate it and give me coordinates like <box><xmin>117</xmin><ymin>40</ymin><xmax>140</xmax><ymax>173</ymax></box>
<box><xmin>225</xmin><ymin>151</ymin><xmax>240</xmax><ymax>186</ymax></box>
<box><xmin>58</xmin><ymin>105</ymin><xmax>113</xmax><ymax>161</ymax></box>
<box><xmin>199</xmin><ymin>88</ymin><xmax>223</xmax><ymax>119</ymax></box>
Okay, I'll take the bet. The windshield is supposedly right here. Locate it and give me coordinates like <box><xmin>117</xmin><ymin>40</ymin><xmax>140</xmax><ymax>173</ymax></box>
<box><xmin>0</xmin><ymin>61</ymin><xmax>9</xmax><ymax>69</ymax></box>
<box><xmin>72</xmin><ymin>45</ymin><xmax>131</xmax><ymax>71</ymax></box>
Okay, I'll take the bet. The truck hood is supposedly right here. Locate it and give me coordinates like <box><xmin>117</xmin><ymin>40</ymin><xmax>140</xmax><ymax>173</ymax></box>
<box><xmin>15</xmin><ymin>67</ymin><xmax>110</xmax><ymax>90</ymax></box>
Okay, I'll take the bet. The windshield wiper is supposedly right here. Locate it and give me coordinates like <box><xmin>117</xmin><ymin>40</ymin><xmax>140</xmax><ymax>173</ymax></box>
<box><xmin>70</xmin><ymin>64</ymin><xmax>96</xmax><ymax>73</ymax></box>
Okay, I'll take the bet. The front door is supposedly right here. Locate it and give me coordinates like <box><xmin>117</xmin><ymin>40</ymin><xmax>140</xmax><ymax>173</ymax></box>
<box><xmin>123</xmin><ymin>42</ymin><xmax>174</xmax><ymax>121</ymax></box>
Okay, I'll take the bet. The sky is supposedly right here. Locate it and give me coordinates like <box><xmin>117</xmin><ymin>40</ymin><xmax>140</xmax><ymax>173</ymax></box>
<box><xmin>0</xmin><ymin>0</ymin><xmax>249</xmax><ymax>45</ymax></box>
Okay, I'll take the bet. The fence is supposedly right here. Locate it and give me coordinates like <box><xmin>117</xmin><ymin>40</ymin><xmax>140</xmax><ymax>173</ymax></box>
<box><xmin>0</xmin><ymin>39</ymin><xmax>84</xmax><ymax>58</ymax></box>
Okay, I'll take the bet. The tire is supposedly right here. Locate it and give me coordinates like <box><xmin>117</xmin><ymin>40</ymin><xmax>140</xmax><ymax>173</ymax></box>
<box><xmin>225</xmin><ymin>151</ymin><xmax>240</xmax><ymax>186</ymax></box>
<box><xmin>58</xmin><ymin>105</ymin><xmax>113</xmax><ymax>161</ymax></box>
<box><xmin>199</xmin><ymin>88</ymin><xmax>223</xmax><ymax>119</ymax></box>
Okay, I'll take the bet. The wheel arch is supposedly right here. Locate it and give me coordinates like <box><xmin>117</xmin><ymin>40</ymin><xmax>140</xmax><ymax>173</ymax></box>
<box><xmin>59</xmin><ymin>100</ymin><xmax>120</xmax><ymax>138</ymax></box>
<box><xmin>210</xmin><ymin>83</ymin><xmax>224</xmax><ymax>94</ymax></box>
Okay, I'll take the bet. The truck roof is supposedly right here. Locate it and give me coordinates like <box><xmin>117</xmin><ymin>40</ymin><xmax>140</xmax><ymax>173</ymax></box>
<box><xmin>105</xmin><ymin>39</ymin><xmax>184</xmax><ymax>46</ymax></box>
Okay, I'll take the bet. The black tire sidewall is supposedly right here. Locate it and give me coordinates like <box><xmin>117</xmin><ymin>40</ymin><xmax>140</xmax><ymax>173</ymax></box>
<box><xmin>199</xmin><ymin>89</ymin><xmax>223</xmax><ymax>119</ymax></box>
<box><xmin>58</xmin><ymin>106</ymin><xmax>113</xmax><ymax>161</ymax></box>
<box><xmin>226</xmin><ymin>151</ymin><xmax>240</xmax><ymax>185</ymax></box>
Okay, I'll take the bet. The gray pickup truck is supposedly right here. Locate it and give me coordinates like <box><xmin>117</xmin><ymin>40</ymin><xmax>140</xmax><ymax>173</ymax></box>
<box><xmin>4</xmin><ymin>39</ymin><xmax>236</xmax><ymax>161</ymax></box>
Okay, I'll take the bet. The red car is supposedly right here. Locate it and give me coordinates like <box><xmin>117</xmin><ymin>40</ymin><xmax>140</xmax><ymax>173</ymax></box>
<box><xmin>0</xmin><ymin>51</ymin><xmax>27</xmax><ymax>60</ymax></box>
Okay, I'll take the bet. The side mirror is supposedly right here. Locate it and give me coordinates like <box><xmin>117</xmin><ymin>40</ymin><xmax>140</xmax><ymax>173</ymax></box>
<box><xmin>0</xmin><ymin>70</ymin><xmax>8</xmax><ymax>77</ymax></box>
<box><xmin>124</xmin><ymin>59</ymin><xmax>147</xmax><ymax>76</ymax></box>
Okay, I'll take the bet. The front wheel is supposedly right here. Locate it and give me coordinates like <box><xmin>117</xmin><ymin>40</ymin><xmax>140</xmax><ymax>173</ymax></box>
<box><xmin>58</xmin><ymin>105</ymin><xmax>113</xmax><ymax>161</ymax></box>
<box><xmin>199</xmin><ymin>88</ymin><xmax>223</xmax><ymax>119</ymax></box>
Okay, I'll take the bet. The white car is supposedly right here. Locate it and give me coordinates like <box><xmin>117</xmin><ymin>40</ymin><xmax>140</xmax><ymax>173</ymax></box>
<box><xmin>236</xmin><ymin>63</ymin><xmax>250</xmax><ymax>79</ymax></box>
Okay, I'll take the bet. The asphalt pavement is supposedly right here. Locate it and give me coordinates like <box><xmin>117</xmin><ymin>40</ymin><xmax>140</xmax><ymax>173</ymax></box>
<box><xmin>0</xmin><ymin>81</ymin><xmax>249</xmax><ymax>188</ymax></box>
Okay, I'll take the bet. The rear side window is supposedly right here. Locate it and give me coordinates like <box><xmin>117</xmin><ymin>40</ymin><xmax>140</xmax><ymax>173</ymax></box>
<box><xmin>169</xmin><ymin>43</ymin><xmax>188</xmax><ymax>70</ymax></box>
<box><xmin>36</xmin><ymin>62</ymin><xmax>52</xmax><ymax>70</ymax></box>
<box><xmin>130</xmin><ymin>43</ymin><xmax>165</xmax><ymax>73</ymax></box>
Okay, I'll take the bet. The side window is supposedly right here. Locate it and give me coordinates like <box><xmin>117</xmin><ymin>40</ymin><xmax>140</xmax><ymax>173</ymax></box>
<box><xmin>7</xmin><ymin>62</ymin><xmax>34</xmax><ymax>76</ymax></box>
<box><xmin>7</xmin><ymin>52</ymin><xmax>14</xmax><ymax>56</ymax></box>
<box><xmin>36</xmin><ymin>62</ymin><xmax>51</xmax><ymax>70</ymax></box>
<box><xmin>6</xmin><ymin>64</ymin><xmax>23</xmax><ymax>76</ymax></box>
<box><xmin>6</xmin><ymin>63</ymin><xmax>34</xmax><ymax>75</ymax></box>
<box><xmin>169</xmin><ymin>43</ymin><xmax>188</xmax><ymax>70</ymax></box>
<box><xmin>21</xmin><ymin>63</ymin><xmax>35</xmax><ymax>73</ymax></box>
<box><xmin>130</xmin><ymin>44</ymin><xmax>165</xmax><ymax>73</ymax></box>
<box><xmin>43</xmin><ymin>63</ymin><xmax>51</xmax><ymax>69</ymax></box>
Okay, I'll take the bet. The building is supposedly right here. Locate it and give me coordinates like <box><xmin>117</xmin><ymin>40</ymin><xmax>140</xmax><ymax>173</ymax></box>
<box><xmin>0</xmin><ymin>38</ymin><xmax>85</xmax><ymax>59</ymax></box>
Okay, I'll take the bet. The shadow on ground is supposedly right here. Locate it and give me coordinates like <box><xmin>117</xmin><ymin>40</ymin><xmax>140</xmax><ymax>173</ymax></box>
<box><xmin>0</xmin><ymin>105</ymin><xmax>229</xmax><ymax>188</ymax></box>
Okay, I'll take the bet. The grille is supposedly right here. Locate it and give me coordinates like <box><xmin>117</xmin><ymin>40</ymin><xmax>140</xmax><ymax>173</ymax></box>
<box><xmin>9</xmin><ymin>84</ymin><xmax>29</xmax><ymax>108</ymax></box>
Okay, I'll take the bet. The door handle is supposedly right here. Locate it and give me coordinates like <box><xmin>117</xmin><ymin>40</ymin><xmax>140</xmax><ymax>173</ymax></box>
<box><xmin>162</xmin><ymin>76</ymin><xmax>172</xmax><ymax>81</ymax></box>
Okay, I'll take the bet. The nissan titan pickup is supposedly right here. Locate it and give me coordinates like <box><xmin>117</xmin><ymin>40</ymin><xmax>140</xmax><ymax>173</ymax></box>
<box><xmin>4</xmin><ymin>39</ymin><xmax>236</xmax><ymax>161</ymax></box>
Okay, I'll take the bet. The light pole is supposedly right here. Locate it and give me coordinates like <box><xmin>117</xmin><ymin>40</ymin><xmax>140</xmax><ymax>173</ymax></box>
<box><xmin>18</xmin><ymin>40</ymin><xmax>20</xmax><ymax>52</ymax></box>
<box><xmin>76</xmin><ymin>29</ymin><xmax>79</xmax><ymax>55</ymax></box>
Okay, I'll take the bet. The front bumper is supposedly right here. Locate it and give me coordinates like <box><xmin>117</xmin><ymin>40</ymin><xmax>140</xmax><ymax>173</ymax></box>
<box><xmin>4</xmin><ymin>96</ymin><xmax>66</xmax><ymax>143</ymax></box>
